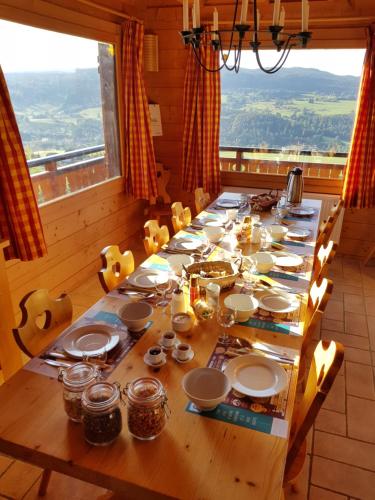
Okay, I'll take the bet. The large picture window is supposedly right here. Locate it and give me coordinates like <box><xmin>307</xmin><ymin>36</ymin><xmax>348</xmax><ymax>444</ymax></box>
<box><xmin>0</xmin><ymin>20</ymin><xmax>120</xmax><ymax>204</ymax></box>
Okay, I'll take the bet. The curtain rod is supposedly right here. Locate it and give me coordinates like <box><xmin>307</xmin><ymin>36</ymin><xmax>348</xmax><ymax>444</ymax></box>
<box><xmin>75</xmin><ymin>0</ymin><xmax>143</xmax><ymax>23</ymax></box>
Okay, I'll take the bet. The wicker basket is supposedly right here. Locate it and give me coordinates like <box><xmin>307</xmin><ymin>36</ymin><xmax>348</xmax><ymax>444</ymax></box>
<box><xmin>185</xmin><ymin>260</ymin><xmax>239</xmax><ymax>290</ymax></box>
<box><xmin>249</xmin><ymin>191</ymin><xmax>280</xmax><ymax>212</ymax></box>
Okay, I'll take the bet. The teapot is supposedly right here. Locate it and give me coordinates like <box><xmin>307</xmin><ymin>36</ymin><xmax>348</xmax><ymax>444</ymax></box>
<box><xmin>286</xmin><ymin>167</ymin><xmax>304</xmax><ymax>204</ymax></box>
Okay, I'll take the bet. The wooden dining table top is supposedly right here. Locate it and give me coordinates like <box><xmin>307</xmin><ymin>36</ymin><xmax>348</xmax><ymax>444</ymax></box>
<box><xmin>0</xmin><ymin>192</ymin><xmax>322</xmax><ymax>500</ymax></box>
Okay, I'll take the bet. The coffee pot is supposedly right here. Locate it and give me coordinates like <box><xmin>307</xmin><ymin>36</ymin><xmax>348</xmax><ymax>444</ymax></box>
<box><xmin>286</xmin><ymin>167</ymin><xmax>304</xmax><ymax>204</ymax></box>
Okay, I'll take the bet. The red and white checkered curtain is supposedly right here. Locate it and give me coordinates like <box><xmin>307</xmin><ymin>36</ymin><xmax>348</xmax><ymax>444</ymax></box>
<box><xmin>0</xmin><ymin>66</ymin><xmax>46</xmax><ymax>261</ymax></box>
<box><xmin>121</xmin><ymin>20</ymin><xmax>158</xmax><ymax>200</ymax></box>
<box><xmin>343</xmin><ymin>25</ymin><xmax>375</xmax><ymax>208</ymax></box>
<box><xmin>182</xmin><ymin>40</ymin><xmax>221</xmax><ymax>194</ymax></box>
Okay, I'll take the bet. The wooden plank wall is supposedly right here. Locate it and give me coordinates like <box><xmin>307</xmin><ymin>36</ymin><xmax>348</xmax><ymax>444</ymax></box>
<box><xmin>5</xmin><ymin>179</ymin><xmax>146</xmax><ymax>319</ymax></box>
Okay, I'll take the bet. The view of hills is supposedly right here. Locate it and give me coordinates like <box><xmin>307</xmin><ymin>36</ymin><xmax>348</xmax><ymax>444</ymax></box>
<box><xmin>5</xmin><ymin>68</ymin><xmax>104</xmax><ymax>159</ymax></box>
<box><xmin>5</xmin><ymin>66</ymin><xmax>360</xmax><ymax>160</ymax></box>
<box><xmin>221</xmin><ymin>67</ymin><xmax>360</xmax><ymax>153</ymax></box>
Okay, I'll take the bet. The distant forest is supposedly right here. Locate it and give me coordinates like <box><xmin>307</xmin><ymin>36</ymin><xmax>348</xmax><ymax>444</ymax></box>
<box><xmin>221</xmin><ymin>67</ymin><xmax>360</xmax><ymax>153</ymax></box>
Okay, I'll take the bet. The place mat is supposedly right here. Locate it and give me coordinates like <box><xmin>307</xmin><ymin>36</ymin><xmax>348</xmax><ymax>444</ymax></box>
<box><xmin>186</xmin><ymin>336</ymin><xmax>295</xmax><ymax>438</ymax></box>
<box><xmin>141</xmin><ymin>253</ymin><xmax>170</xmax><ymax>272</ymax></box>
<box><xmin>238</xmin><ymin>285</ymin><xmax>303</xmax><ymax>335</ymax></box>
<box><xmin>24</xmin><ymin>302</ymin><xmax>152</xmax><ymax>380</ymax></box>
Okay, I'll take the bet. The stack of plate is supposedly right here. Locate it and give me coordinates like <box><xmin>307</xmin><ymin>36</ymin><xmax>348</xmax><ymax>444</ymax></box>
<box><xmin>62</xmin><ymin>324</ymin><xmax>120</xmax><ymax>359</ymax></box>
<box><xmin>127</xmin><ymin>269</ymin><xmax>169</xmax><ymax>289</ymax></box>
<box><xmin>215</xmin><ymin>199</ymin><xmax>241</xmax><ymax>209</ymax></box>
<box><xmin>272</xmin><ymin>251</ymin><xmax>304</xmax><ymax>269</ymax></box>
<box><xmin>288</xmin><ymin>206</ymin><xmax>315</xmax><ymax>217</ymax></box>
<box><xmin>254</xmin><ymin>289</ymin><xmax>300</xmax><ymax>315</ymax></box>
<box><xmin>166</xmin><ymin>237</ymin><xmax>207</xmax><ymax>254</ymax></box>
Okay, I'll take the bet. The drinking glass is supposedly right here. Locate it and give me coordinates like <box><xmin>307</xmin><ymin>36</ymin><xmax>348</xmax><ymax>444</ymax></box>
<box><xmin>217</xmin><ymin>306</ymin><xmax>235</xmax><ymax>345</ymax></box>
<box><xmin>271</xmin><ymin>206</ymin><xmax>278</xmax><ymax>223</ymax></box>
<box><xmin>83</xmin><ymin>349</ymin><xmax>108</xmax><ymax>379</ymax></box>
<box><xmin>155</xmin><ymin>275</ymin><xmax>174</xmax><ymax>312</ymax></box>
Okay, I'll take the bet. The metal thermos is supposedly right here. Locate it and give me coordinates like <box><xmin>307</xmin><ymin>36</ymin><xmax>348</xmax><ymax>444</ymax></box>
<box><xmin>286</xmin><ymin>167</ymin><xmax>304</xmax><ymax>204</ymax></box>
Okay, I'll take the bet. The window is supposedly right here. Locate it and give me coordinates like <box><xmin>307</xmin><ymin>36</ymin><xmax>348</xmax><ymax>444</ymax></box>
<box><xmin>0</xmin><ymin>20</ymin><xmax>120</xmax><ymax>204</ymax></box>
<box><xmin>220</xmin><ymin>49</ymin><xmax>364</xmax><ymax>177</ymax></box>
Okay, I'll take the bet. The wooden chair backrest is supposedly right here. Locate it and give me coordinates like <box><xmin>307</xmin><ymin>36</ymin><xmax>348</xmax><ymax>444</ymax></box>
<box><xmin>195</xmin><ymin>187</ymin><xmax>210</xmax><ymax>214</ymax></box>
<box><xmin>285</xmin><ymin>340</ymin><xmax>344</xmax><ymax>477</ymax></box>
<box><xmin>303</xmin><ymin>277</ymin><xmax>333</xmax><ymax>354</ymax></box>
<box><xmin>315</xmin><ymin>216</ymin><xmax>335</xmax><ymax>256</ymax></box>
<box><xmin>312</xmin><ymin>240</ymin><xmax>338</xmax><ymax>282</ymax></box>
<box><xmin>149</xmin><ymin>163</ymin><xmax>171</xmax><ymax>206</ymax></box>
<box><xmin>171</xmin><ymin>201</ymin><xmax>192</xmax><ymax>234</ymax></box>
<box><xmin>330</xmin><ymin>198</ymin><xmax>344</xmax><ymax>223</ymax></box>
<box><xmin>13</xmin><ymin>289</ymin><xmax>73</xmax><ymax>358</ymax></box>
<box><xmin>143</xmin><ymin>219</ymin><xmax>170</xmax><ymax>256</ymax></box>
<box><xmin>98</xmin><ymin>245</ymin><xmax>135</xmax><ymax>293</ymax></box>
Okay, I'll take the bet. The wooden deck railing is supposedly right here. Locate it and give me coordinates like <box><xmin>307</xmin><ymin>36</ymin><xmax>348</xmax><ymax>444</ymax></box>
<box><xmin>219</xmin><ymin>146</ymin><xmax>347</xmax><ymax>179</ymax></box>
<box><xmin>29</xmin><ymin>145</ymin><xmax>107</xmax><ymax>204</ymax></box>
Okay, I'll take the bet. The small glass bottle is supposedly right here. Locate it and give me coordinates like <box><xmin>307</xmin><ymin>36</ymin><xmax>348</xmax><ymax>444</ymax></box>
<box><xmin>61</xmin><ymin>362</ymin><xmax>99</xmax><ymax>422</ymax></box>
<box><xmin>81</xmin><ymin>382</ymin><xmax>122</xmax><ymax>446</ymax></box>
<box><xmin>251</xmin><ymin>222</ymin><xmax>262</xmax><ymax>244</ymax></box>
<box><xmin>171</xmin><ymin>287</ymin><xmax>186</xmax><ymax>315</ymax></box>
<box><xmin>189</xmin><ymin>275</ymin><xmax>200</xmax><ymax>306</ymax></box>
<box><xmin>206</xmin><ymin>282</ymin><xmax>220</xmax><ymax>310</ymax></box>
<box><xmin>243</xmin><ymin>215</ymin><xmax>252</xmax><ymax>241</ymax></box>
<box><xmin>125</xmin><ymin>377</ymin><xmax>168</xmax><ymax>441</ymax></box>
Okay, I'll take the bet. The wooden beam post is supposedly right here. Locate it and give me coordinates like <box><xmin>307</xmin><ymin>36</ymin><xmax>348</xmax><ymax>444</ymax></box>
<box><xmin>0</xmin><ymin>240</ymin><xmax>23</xmax><ymax>380</ymax></box>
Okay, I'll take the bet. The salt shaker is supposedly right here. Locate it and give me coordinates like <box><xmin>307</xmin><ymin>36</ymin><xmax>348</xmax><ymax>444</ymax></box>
<box><xmin>171</xmin><ymin>287</ymin><xmax>186</xmax><ymax>315</ymax></box>
<box><xmin>251</xmin><ymin>223</ymin><xmax>262</xmax><ymax>244</ymax></box>
<box><xmin>206</xmin><ymin>282</ymin><xmax>220</xmax><ymax>310</ymax></box>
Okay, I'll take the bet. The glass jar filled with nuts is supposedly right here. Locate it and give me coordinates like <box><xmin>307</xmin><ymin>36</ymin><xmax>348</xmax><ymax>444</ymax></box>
<box><xmin>125</xmin><ymin>377</ymin><xmax>169</xmax><ymax>440</ymax></box>
<box><xmin>61</xmin><ymin>362</ymin><xmax>99</xmax><ymax>422</ymax></box>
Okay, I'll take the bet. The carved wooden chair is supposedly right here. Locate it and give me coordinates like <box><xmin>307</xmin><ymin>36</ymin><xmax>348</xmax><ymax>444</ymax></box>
<box><xmin>13</xmin><ymin>288</ymin><xmax>73</xmax><ymax>496</ymax></box>
<box><xmin>312</xmin><ymin>240</ymin><xmax>338</xmax><ymax>282</ymax></box>
<box><xmin>330</xmin><ymin>198</ymin><xmax>344</xmax><ymax>222</ymax></box>
<box><xmin>315</xmin><ymin>216</ymin><xmax>335</xmax><ymax>256</ymax></box>
<box><xmin>284</xmin><ymin>340</ymin><xmax>344</xmax><ymax>485</ymax></box>
<box><xmin>143</xmin><ymin>219</ymin><xmax>170</xmax><ymax>256</ymax></box>
<box><xmin>13</xmin><ymin>289</ymin><xmax>73</xmax><ymax>358</ymax></box>
<box><xmin>171</xmin><ymin>201</ymin><xmax>192</xmax><ymax>234</ymax></box>
<box><xmin>194</xmin><ymin>187</ymin><xmax>210</xmax><ymax>215</ymax></box>
<box><xmin>98</xmin><ymin>245</ymin><xmax>135</xmax><ymax>293</ymax></box>
<box><xmin>147</xmin><ymin>162</ymin><xmax>172</xmax><ymax>224</ymax></box>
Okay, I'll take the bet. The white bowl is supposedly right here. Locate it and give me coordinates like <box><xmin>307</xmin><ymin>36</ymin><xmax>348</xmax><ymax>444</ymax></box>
<box><xmin>118</xmin><ymin>301</ymin><xmax>153</xmax><ymax>332</ymax></box>
<box><xmin>203</xmin><ymin>226</ymin><xmax>225</xmax><ymax>243</ymax></box>
<box><xmin>172</xmin><ymin>312</ymin><xmax>193</xmax><ymax>333</ymax></box>
<box><xmin>268</xmin><ymin>224</ymin><xmax>288</xmax><ymax>242</ymax></box>
<box><xmin>182</xmin><ymin>368</ymin><xmax>231</xmax><ymax>411</ymax></box>
<box><xmin>167</xmin><ymin>254</ymin><xmax>194</xmax><ymax>276</ymax></box>
<box><xmin>224</xmin><ymin>293</ymin><xmax>259</xmax><ymax>322</ymax></box>
<box><xmin>252</xmin><ymin>252</ymin><xmax>275</xmax><ymax>274</ymax></box>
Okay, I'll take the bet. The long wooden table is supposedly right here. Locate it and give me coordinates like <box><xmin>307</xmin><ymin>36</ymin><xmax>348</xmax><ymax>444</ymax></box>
<box><xmin>0</xmin><ymin>192</ymin><xmax>321</xmax><ymax>500</ymax></box>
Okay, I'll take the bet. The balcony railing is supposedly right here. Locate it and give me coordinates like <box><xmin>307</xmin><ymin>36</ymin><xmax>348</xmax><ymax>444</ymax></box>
<box><xmin>28</xmin><ymin>145</ymin><xmax>107</xmax><ymax>204</ymax></box>
<box><xmin>219</xmin><ymin>146</ymin><xmax>347</xmax><ymax>179</ymax></box>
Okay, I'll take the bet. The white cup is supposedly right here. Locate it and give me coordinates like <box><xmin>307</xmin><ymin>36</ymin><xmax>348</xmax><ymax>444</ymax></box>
<box><xmin>162</xmin><ymin>330</ymin><xmax>176</xmax><ymax>348</ymax></box>
<box><xmin>176</xmin><ymin>343</ymin><xmax>192</xmax><ymax>361</ymax></box>
<box><xmin>226</xmin><ymin>209</ymin><xmax>237</xmax><ymax>221</ymax></box>
<box><xmin>147</xmin><ymin>346</ymin><xmax>163</xmax><ymax>364</ymax></box>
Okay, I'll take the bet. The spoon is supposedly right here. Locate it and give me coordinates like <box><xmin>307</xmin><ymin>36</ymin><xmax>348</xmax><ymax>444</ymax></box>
<box><xmin>118</xmin><ymin>288</ymin><xmax>155</xmax><ymax>299</ymax></box>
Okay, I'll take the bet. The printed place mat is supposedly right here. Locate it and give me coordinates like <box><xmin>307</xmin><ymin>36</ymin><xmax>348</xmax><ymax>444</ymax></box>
<box><xmin>25</xmin><ymin>305</ymin><xmax>152</xmax><ymax>380</ymax></box>
<box><xmin>186</xmin><ymin>336</ymin><xmax>295</xmax><ymax>438</ymax></box>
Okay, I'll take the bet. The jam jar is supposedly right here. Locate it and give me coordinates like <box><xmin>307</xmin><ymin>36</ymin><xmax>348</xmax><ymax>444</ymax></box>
<box><xmin>81</xmin><ymin>382</ymin><xmax>122</xmax><ymax>446</ymax></box>
<box><xmin>125</xmin><ymin>377</ymin><xmax>169</xmax><ymax>440</ymax></box>
<box><xmin>61</xmin><ymin>362</ymin><xmax>99</xmax><ymax>422</ymax></box>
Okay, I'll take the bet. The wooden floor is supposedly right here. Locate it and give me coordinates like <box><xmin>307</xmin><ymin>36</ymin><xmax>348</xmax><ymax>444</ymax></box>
<box><xmin>1</xmin><ymin>252</ymin><xmax>375</xmax><ymax>499</ymax></box>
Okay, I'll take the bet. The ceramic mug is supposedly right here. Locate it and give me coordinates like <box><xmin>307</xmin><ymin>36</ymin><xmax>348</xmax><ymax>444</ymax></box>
<box><xmin>162</xmin><ymin>331</ymin><xmax>176</xmax><ymax>348</ymax></box>
<box><xmin>176</xmin><ymin>343</ymin><xmax>192</xmax><ymax>361</ymax></box>
<box><xmin>147</xmin><ymin>346</ymin><xmax>163</xmax><ymax>364</ymax></box>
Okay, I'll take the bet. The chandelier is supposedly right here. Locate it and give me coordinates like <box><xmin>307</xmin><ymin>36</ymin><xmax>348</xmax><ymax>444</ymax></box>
<box><xmin>180</xmin><ymin>0</ymin><xmax>312</xmax><ymax>74</ymax></box>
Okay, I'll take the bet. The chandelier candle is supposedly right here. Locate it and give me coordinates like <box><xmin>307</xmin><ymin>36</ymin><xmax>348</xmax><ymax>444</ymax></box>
<box><xmin>272</xmin><ymin>0</ymin><xmax>281</xmax><ymax>26</ymax></box>
<box><xmin>183</xmin><ymin>0</ymin><xmax>189</xmax><ymax>32</ymax></box>
<box><xmin>302</xmin><ymin>0</ymin><xmax>309</xmax><ymax>32</ymax></box>
<box><xmin>239</xmin><ymin>0</ymin><xmax>249</xmax><ymax>25</ymax></box>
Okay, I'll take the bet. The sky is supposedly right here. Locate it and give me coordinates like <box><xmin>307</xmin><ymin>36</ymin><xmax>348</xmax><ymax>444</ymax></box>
<box><xmin>0</xmin><ymin>19</ymin><xmax>365</xmax><ymax>76</ymax></box>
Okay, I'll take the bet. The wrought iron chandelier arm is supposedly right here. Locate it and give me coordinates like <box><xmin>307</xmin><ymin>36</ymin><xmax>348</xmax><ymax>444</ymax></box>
<box><xmin>254</xmin><ymin>36</ymin><xmax>295</xmax><ymax>74</ymax></box>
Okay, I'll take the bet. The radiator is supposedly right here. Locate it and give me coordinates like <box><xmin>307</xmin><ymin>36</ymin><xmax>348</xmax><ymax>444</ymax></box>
<box><xmin>222</xmin><ymin>186</ymin><xmax>344</xmax><ymax>244</ymax></box>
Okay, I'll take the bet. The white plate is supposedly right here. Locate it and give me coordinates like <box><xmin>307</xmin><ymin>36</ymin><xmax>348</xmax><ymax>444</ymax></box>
<box><xmin>287</xmin><ymin>226</ymin><xmax>311</xmax><ymax>240</ymax></box>
<box><xmin>62</xmin><ymin>324</ymin><xmax>120</xmax><ymax>358</ymax></box>
<box><xmin>255</xmin><ymin>290</ymin><xmax>300</xmax><ymax>313</ymax></box>
<box><xmin>288</xmin><ymin>206</ymin><xmax>315</xmax><ymax>217</ymax></box>
<box><xmin>199</xmin><ymin>217</ymin><xmax>226</xmax><ymax>227</ymax></box>
<box><xmin>224</xmin><ymin>354</ymin><xmax>288</xmax><ymax>398</ymax></box>
<box><xmin>216</xmin><ymin>200</ymin><xmax>240</xmax><ymax>209</ymax></box>
<box><xmin>128</xmin><ymin>269</ymin><xmax>168</xmax><ymax>289</ymax></box>
<box><xmin>170</xmin><ymin>238</ymin><xmax>204</xmax><ymax>251</ymax></box>
<box><xmin>273</xmin><ymin>251</ymin><xmax>304</xmax><ymax>268</ymax></box>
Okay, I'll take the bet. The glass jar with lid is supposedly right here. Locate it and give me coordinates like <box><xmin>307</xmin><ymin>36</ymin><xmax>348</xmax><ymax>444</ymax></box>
<box><xmin>61</xmin><ymin>362</ymin><xmax>99</xmax><ymax>422</ymax></box>
<box><xmin>125</xmin><ymin>377</ymin><xmax>169</xmax><ymax>440</ymax></box>
<box><xmin>81</xmin><ymin>382</ymin><xmax>122</xmax><ymax>446</ymax></box>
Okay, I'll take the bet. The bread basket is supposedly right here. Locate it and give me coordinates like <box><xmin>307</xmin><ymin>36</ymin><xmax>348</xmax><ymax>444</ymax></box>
<box><xmin>185</xmin><ymin>260</ymin><xmax>239</xmax><ymax>290</ymax></box>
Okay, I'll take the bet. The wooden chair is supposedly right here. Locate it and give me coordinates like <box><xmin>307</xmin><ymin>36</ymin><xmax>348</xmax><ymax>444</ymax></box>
<box><xmin>284</xmin><ymin>340</ymin><xmax>344</xmax><ymax>484</ymax></box>
<box><xmin>312</xmin><ymin>240</ymin><xmax>338</xmax><ymax>282</ymax></box>
<box><xmin>315</xmin><ymin>216</ymin><xmax>335</xmax><ymax>256</ymax></box>
<box><xmin>195</xmin><ymin>187</ymin><xmax>210</xmax><ymax>214</ymax></box>
<box><xmin>329</xmin><ymin>198</ymin><xmax>344</xmax><ymax>223</ymax></box>
<box><xmin>143</xmin><ymin>219</ymin><xmax>170</xmax><ymax>256</ymax></box>
<box><xmin>12</xmin><ymin>289</ymin><xmax>73</xmax><ymax>496</ymax></box>
<box><xmin>98</xmin><ymin>245</ymin><xmax>135</xmax><ymax>293</ymax></box>
<box><xmin>171</xmin><ymin>201</ymin><xmax>192</xmax><ymax>234</ymax></box>
<box><xmin>147</xmin><ymin>163</ymin><xmax>172</xmax><ymax>224</ymax></box>
<box><xmin>13</xmin><ymin>289</ymin><xmax>73</xmax><ymax>358</ymax></box>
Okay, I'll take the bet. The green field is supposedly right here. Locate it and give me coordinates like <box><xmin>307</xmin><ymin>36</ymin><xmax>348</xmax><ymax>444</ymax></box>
<box><xmin>219</xmin><ymin>150</ymin><xmax>347</xmax><ymax>165</ymax></box>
